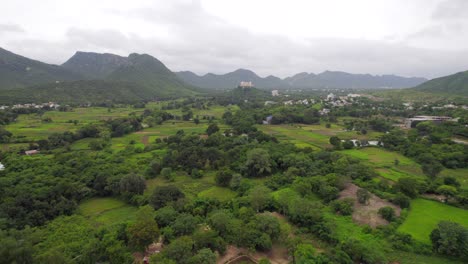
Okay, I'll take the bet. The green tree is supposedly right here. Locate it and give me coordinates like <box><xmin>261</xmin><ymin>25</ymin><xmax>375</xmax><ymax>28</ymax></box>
<box><xmin>206</xmin><ymin>123</ymin><xmax>219</xmax><ymax>136</ymax></box>
<box><xmin>294</xmin><ymin>243</ymin><xmax>316</xmax><ymax>264</ymax></box>
<box><xmin>329</xmin><ymin>136</ymin><xmax>341</xmax><ymax>149</ymax></box>
<box><xmin>395</xmin><ymin>178</ymin><xmax>422</xmax><ymax>198</ymax></box>
<box><xmin>155</xmin><ymin>206</ymin><xmax>178</xmax><ymax>227</ymax></box>
<box><xmin>249</xmin><ymin>186</ymin><xmax>272</xmax><ymax>212</ymax></box>
<box><xmin>378</xmin><ymin>206</ymin><xmax>396</xmax><ymax>222</ymax></box>
<box><xmin>331</xmin><ymin>198</ymin><xmax>354</xmax><ymax>216</ymax></box>
<box><xmin>436</xmin><ymin>185</ymin><xmax>458</xmax><ymax>198</ymax></box>
<box><xmin>215</xmin><ymin>169</ymin><xmax>233</xmax><ymax>187</ymax></box>
<box><xmin>356</xmin><ymin>189</ymin><xmax>371</xmax><ymax>205</ymax></box>
<box><xmin>127</xmin><ymin>206</ymin><xmax>159</xmax><ymax>250</ymax></box>
<box><xmin>190</xmin><ymin>248</ymin><xmax>216</xmax><ymax>264</ymax></box>
<box><xmin>120</xmin><ymin>173</ymin><xmax>146</xmax><ymax>196</ymax></box>
<box><xmin>161</xmin><ymin>167</ymin><xmax>173</xmax><ymax>181</ymax></box>
<box><xmin>245</xmin><ymin>148</ymin><xmax>272</xmax><ymax>177</ymax></box>
<box><xmin>150</xmin><ymin>185</ymin><xmax>185</xmax><ymax>209</ymax></box>
<box><xmin>161</xmin><ymin>236</ymin><xmax>194</xmax><ymax>264</ymax></box>
<box><xmin>422</xmin><ymin>162</ymin><xmax>444</xmax><ymax>180</ymax></box>
<box><xmin>430</xmin><ymin>221</ymin><xmax>468</xmax><ymax>259</ymax></box>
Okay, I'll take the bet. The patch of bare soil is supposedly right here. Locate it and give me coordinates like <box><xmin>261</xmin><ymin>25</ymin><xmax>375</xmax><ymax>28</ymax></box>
<box><xmin>422</xmin><ymin>193</ymin><xmax>447</xmax><ymax>203</ymax></box>
<box><xmin>141</xmin><ymin>135</ymin><xmax>149</xmax><ymax>146</ymax></box>
<box><xmin>339</xmin><ymin>183</ymin><xmax>401</xmax><ymax>227</ymax></box>
<box><xmin>135</xmin><ymin>131</ymin><xmax>159</xmax><ymax>134</ymax></box>
<box><xmin>217</xmin><ymin>244</ymin><xmax>290</xmax><ymax>264</ymax></box>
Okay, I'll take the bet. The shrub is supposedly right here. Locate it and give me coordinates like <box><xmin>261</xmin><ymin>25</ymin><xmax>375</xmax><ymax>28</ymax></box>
<box><xmin>378</xmin><ymin>206</ymin><xmax>396</xmax><ymax>222</ymax></box>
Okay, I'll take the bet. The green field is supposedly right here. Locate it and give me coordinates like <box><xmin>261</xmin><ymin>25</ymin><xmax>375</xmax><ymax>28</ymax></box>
<box><xmin>5</xmin><ymin>107</ymin><xmax>141</xmax><ymax>141</ymax></box>
<box><xmin>78</xmin><ymin>197</ymin><xmax>137</xmax><ymax>226</ymax></box>
<box><xmin>146</xmin><ymin>172</ymin><xmax>217</xmax><ymax>199</ymax></box>
<box><xmin>198</xmin><ymin>186</ymin><xmax>237</xmax><ymax>202</ymax></box>
<box><xmin>441</xmin><ymin>168</ymin><xmax>468</xmax><ymax>190</ymax></box>
<box><xmin>258</xmin><ymin>123</ymin><xmax>382</xmax><ymax>150</ymax></box>
<box><xmin>398</xmin><ymin>199</ymin><xmax>468</xmax><ymax>243</ymax></box>
<box><xmin>342</xmin><ymin>148</ymin><xmax>426</xmax><ymax>181</ymax></box>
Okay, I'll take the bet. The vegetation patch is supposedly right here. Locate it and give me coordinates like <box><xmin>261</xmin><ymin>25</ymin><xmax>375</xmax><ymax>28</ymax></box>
<box><xmin>198</xmin><ymin>186</ymin><xmax>236</xmax><ymax>202</ymax></box>
<box><xmin>398</xmin><ymin>199</ymin><xmax>468</xmax><ymax>243</ymax></box>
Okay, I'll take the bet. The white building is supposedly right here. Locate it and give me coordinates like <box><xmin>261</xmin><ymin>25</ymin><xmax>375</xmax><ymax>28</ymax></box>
<box><xmin>239</xmin><ymin>81</ymin><xmax>254</xmax><ymax>88</ymax></box>
<box><xmin>326</xmin><ymin>93</ymin><xmax>336</xmax><ymax>101</ymax></box>
<box><xmin>0</xmin><ymin>162</ymin><xmax>4</xmax><ymax>171</ymax></box>
<box><xmin>271</xmin><ymin>90</ymin><xmax>279</xmax><ymax>96</ymax></box>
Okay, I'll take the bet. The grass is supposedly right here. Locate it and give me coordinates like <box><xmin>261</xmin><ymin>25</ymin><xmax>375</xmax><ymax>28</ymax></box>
<box><xmin>78</xmin><ymin>197</ymin><xmax>137</xmax><ymax>226</ymax></box>
<box><xmin>198</xmin><ymin>186</ymin><xmax>236</xmax><ymax>202</ymax></box>
<box><xmin>342</xmin><ymin>148</ymin><xmax>426</xmax><ymax>181</ymax></box>
<box><xmin>441</xmin><ymin>168</ymin><xmax>468</xmax><ymax>190</ymax></box>
<box><xmin>398</xmin><ymin>198</ymin><xmax>468</xmax><ymax>243</ymax></box>
<box><xmin>386</xmin><ymin>251</ymin><xmax>465</xmax><ymax>264</ymax></box>
<box><xmin>5</xmin><ymin>107</ymin><xmax>141</xmax><ymax>141</ymax></box>
<box><xmin>258</xmin><ymin>123</ymin><xmax>382</xmax><ymax>150</ymax></box>
<box><xmin>146</xmin><ymin>171</ymin><xmax>217</xmax><ymax>199</ymax></box>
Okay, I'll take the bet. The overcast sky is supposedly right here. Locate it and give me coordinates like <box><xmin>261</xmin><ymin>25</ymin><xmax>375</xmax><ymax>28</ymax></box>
<box><xmin>1</xmin><ymin>0</ymin><xmax>467</xmax><ymax>78</ymax></box>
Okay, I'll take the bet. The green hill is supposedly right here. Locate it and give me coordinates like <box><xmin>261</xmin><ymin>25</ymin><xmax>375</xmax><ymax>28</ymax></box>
<box><xmin>106</xmin><ymin>53</ymin><xmax>197</xmax><ymax>97</ymax></box>
<box><xmin>61</xmin><ymin>51</ymin><xmax>130</xmax><ymax>79</ymax></box>
<box><xmin>0</xmin><ymin>47</ymin><xmax>82</xmax><ymax>89</ymax></box>
<box><xmin>413</xmin><ymin>70</ymin><xmax>468</xmax><ymax>96</ymax></box>
<box><xmin>0</xmin><ymin>48</ymin><xmax>199</xmax><ymax>102</ymax></box>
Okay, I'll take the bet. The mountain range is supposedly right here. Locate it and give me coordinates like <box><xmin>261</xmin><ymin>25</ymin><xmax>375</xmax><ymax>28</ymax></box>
<box><xmin>0</xmin><ymin>47</ymin><xmax>467</xmax><ymax>104</ymax></box>
<box><xmin>176</xmin><ymin>69</ymin><xmax>428</xmax><ymax>90</ymax></box>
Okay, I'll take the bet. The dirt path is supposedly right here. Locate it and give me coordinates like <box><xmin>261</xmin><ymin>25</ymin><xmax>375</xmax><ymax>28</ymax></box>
<box><xmin>217</xmin><ymin>245</ymin><xmax>290</xmax><ymax>264</ymax></box>
<box><xmin>141</xmin><ymin>135</ymin><xmax>149</xmax><ymax>146</ymax></box>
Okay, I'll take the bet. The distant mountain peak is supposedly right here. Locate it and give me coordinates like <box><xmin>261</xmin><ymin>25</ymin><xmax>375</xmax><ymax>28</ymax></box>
<box><xmin>176</xmin><ymin>68</ymin><xmax>427</xmax><ymax>90</ymax></box>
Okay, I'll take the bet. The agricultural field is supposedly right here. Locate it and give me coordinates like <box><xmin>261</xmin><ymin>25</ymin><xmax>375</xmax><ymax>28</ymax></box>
<box><xmin>4</xmin><ymin>106</ymin><xmax>142</xmax><ymax>142</ymax></box>
<box><xmin>71</xmin><ymin>120</ymin><xmax>230</xmax><ymax>150</ymax></box>
<box><xmin>78</xmin><ymin>197</ymin><xmax>138</xmax><ymax>227</ymax></box>
<box><xmin>341</xmin><ymin>148</ymin><xmax>426</xmax><ymax>181</ymax></box>
<box><xmin>258</xmin><ymin>122</ymin><xmax>382</xmax><ymax>150</ymax></box>
<box><xmin>398</xmin><ymin>199</ymin><xmax>468</xmax><ymax>243</ymax></box>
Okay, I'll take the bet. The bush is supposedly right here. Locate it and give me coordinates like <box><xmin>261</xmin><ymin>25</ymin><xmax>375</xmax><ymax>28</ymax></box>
<box><xmin>215</xmin><ymin>169</ymin><xmax>233</xmax><ymax>187</ymax></box>
<box><xmin>331</xmin><ymin>198</ymin><xmax>354</xmax><ymax>215</ymax></box>
<box><xmin>378</xmin><ymin>206</ymin><xmax>396</xmax><ymax>222</ymax></box>
<box><xmin>392</xmin><ymin>193</ymin><xmax>411</xmax><ymax>209</ymax></box>
<box><xmin>356</xmin><ymin>189</ymin><xmax>371</xmax><ymax>205</ymax></box>
<box><xmin>161</xmin><ymin>167</ymin><xmax>173</xmax><ymax>181</ymax></box>
<box><xmin>430</xmin><ymin>221</ymin><xmax>468</xmax><ymax>260</ymax></box>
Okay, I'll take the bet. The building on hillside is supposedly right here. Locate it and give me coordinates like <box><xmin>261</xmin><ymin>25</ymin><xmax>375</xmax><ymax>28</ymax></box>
<box><xmin>238</xmin><ymin>81</ymin><xmax>254</xmax><ymax>88</ymax></box>
<box><xmin>271</xmin><ymin>90</ymin><xmax>279</xmax><ymax>96</ymax></box>
<box><xmin>0</xmin><ymin>162</ymin><xmax>4</xmax><ymax>171</ymax></box>
<box><xmin>326</xmin><ymin>93</ymin><xmax>336</xmax><ymax>101</ymax></box>
<box><xmin>404</xmin><ymin>116</ymin><xmax>453</xmax><ymax>129</ymax></box>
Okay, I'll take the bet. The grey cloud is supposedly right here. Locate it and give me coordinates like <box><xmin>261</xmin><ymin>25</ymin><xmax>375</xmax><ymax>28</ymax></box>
<box><xmin>1</xmin><ymin>0</ymin><xmax>467</xmax><ymax>79</ymax></box>
<box><xmin>432</xmin><ymin>0</ymin><xmax>468</xmax><ymax>20</ymax></box>
<box><xmin>0</xmin><ymin>24</ymin><xmax>24</xmax><ymax>34</ymax></box>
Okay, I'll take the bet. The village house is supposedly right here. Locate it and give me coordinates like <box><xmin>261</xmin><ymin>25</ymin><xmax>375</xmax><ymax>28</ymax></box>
<box><xmin>0</xmin><ymin>162</ymin><xmax>4</xmax><ymax>171</ymax></box>
<box><xmin>271</xmin><ymin>90</ymin><xmax>279</xmax><ymax>96</ymax></box>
